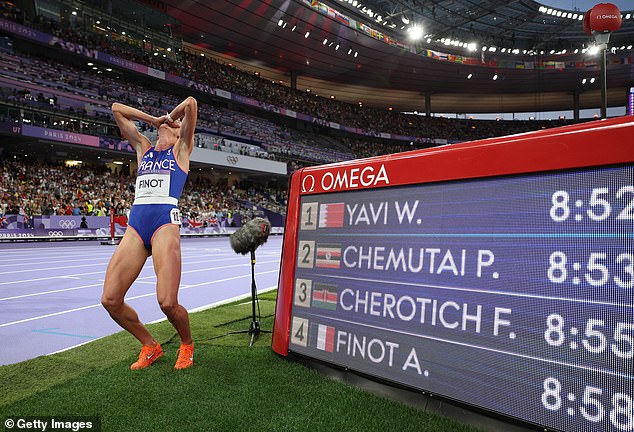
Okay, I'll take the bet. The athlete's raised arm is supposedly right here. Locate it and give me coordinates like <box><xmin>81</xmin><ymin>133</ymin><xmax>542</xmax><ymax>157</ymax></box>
<box><xmin>166</xmin><ymin>96</ymin><xmax>198</xmax><ymax>158</ymax></box>
<box><xmin>112</xmin><ymin>103</ymin><xmax>164</xmax><ymax>156</ymax></box>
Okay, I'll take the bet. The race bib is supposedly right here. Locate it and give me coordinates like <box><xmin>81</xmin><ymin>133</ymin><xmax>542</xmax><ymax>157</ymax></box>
<box><xmin>170</xmin><ymin>208</ymin><xmax>181</xmax><ymax>225</ymax></box>
<box><xmin>135</xmin><ymin>173</ymin><xmax>170</xmax><ymax>198</ymax></box>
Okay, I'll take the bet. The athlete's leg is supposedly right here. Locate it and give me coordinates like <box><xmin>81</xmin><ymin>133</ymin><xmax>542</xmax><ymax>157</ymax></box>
<box><xmin>151</xmin><ymin>225</ymin><xmax>192</xmax><ymax>344</ymax></box>
<box><xmin>101</xmin><ymin>229</ymin><xmax>154</xmax><ymax>345</ymax></box>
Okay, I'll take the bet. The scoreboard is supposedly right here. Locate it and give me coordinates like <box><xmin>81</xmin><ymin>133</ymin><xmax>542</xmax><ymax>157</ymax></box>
<box><xmin>272</xmin><ymin>117</ymin><xmax>634</xmax><ymax>432</ymax></box>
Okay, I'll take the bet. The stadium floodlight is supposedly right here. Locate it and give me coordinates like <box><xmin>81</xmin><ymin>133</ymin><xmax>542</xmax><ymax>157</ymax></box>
<box><xmin>493</xmin><ymin>74</ymin><xmax>498</xmax><ymax>80</ymax></box>
<box><xmin>408</xmin><ymin>25</ymin><xmax>423</xmax><ymax>41</ymax></box>
<box><xmin>402</xmin><ymin>16</ymin><xmax>410</xmax><ymax>24</ymax></box>
<box><xmin>588</xmin><ymin>45</ymin><xmax>600</xmax><ymax>55</ymax></box>
<box><xmin>467</xmin><ymin>42</ymin><xmax>477</xmax><ymax>51</ymax></box>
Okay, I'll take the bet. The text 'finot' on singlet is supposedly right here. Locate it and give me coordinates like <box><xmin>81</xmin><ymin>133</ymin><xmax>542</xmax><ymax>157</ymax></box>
<box><xmin>133</xmin><ymin>146</ymin><xmax>188</xmax><ymax>206</ymax></box>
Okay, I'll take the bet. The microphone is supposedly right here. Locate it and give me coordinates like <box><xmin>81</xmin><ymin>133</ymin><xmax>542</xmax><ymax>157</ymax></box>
<box><xmin>230</xmin><ymin>217</ymin><xmax>272</xmax><ymax>255</ymax></box>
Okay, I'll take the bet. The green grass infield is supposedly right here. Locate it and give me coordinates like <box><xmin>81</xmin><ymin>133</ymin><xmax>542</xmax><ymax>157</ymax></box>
<box><xmin>0</xmin><ymin>291</ymin><xmax>482</xmax><ymax>432</ymax></box>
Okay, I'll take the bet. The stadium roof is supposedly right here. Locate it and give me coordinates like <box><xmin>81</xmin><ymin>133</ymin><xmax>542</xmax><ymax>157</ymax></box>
<box><xmin>112</xmin><ymin>0</ymin><xmax>634</xmax><ymax>113</ymax></box>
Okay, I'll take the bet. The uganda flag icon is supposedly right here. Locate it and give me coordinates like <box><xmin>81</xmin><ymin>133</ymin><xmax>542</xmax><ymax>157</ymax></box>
<box><xmin>319</xmin><ymin>202</ymin><xmax>344</xmax><ymax>228</ymax></box>
<box><xmin>315</xmin><ymin>244</ymin><xmax>341</xmax><ymax>269</ymax></box>
<box><xmin>316</xmin><ymin>324</ymin><xmax>335</xmax><ymax>352</ymax></box>
<box><xmin>312</xmin><ymin>283</ymin><xmax>338</xmax><ymax>310</ymax></box>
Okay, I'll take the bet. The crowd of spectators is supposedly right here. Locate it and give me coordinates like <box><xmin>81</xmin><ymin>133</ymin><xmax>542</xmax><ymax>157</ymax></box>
<box><xmin>0</xmin><ymin>2</ymin><xmax>587</xmax><ymax>227</ymax></box>
<box><xmin>1</xmin><ymin>157</ymin><xmax>131</xmax><ymax>220</ymax></box>
<box><xmin>0</xmin><ymin>6</ymin><xmax>578</xmax><ymax>149</ymax></box>
<box><xmin>1</xmin><ymin>44</ymin><xmax>573</xmax><ymax>170</ymax></box>
<box><xmin>0</xmin><ymin>50</ymin><xmax>357</xmax><ymax>164</ymax></box>
<box><xmin>0</xmin><ymin>157</ymin><xmax>287</xmax><ymax>227</ymax></box>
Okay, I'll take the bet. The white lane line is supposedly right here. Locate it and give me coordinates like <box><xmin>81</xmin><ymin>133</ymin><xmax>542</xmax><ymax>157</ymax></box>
<box><xmin>146</xmin><ymin>284</ymin><xmax>278</xmax><ymax>324</ymax></box>
<box><xmin>47</xmin><ymin>336</ymin><xmax>107</xmax><ymax>355</ymax></box>
<box><xmin>0</xmin><ymin>271</ymin><xmax>106</xmax><ymax>287</ymax></box>
<box><xmin>0</xmin><ymin>256</ymin><xmax>275</xmax><ymax>286</ymax></box>
<box><xmin>0</xmin><ymin>262</ymin><xmax>108</xmax><ymax>275</ymax></box>
<box><xmin>0</xmin><ymin>283</ymin><xmax>103</xmax><ymax>301</ymax></box>
<box><xmin>0</xmin><ymin>260</ymin><xmax>277</xmax><ymax>301</ymax></box>
<box><xmin>0</xmin><ymin>249</ymin><xmax>249</xmax><ymax>266</ymax></box>
<box><xmin>0</xmin><ymin>261</ymin><xmax>279</xmax><ymax>300</ymax></box>
<box><xmin>47</xmin><ymin>283</ymin><xmax>280</xmax><ymax>356</ymax></box>
<box><xmin>0</xmin><ymin>257</ymin><xmax>112</xmax><ymax>268</ymax></box>
<box><xmin>0</xmin><ymin>270</ymin><xmax>279</xmax><ymax>328</ymax></box>
<box><xmin>0</xmin><ymin>251</ymin><xmax>117</xmax><ymax>264</ymax></box>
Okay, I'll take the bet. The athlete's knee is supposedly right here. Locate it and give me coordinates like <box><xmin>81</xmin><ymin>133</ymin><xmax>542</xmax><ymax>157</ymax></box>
<box><xmin>101</xmin><ymin>294</ymin><xmax>123</xmax><ymax>312</ymax></box>
<box><xmin>159</xmin><ymin>299</ymin><xmax>180</xmax><ymax>316</ymax></box>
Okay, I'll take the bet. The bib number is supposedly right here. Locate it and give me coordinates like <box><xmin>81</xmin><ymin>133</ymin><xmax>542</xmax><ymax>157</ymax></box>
<box><xmin>170</xmin><ymin>208</ymin><xmax>181</xmax><ymax>225</ymax></box>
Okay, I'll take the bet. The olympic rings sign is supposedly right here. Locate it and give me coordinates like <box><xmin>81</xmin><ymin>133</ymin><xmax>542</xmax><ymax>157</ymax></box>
<box><xmin>58</xmin><ymin>219</ymin><xmax>77</xmax><ymax>228</ymax></box>
<box><xmin>226</xmin><ymin>156</ymin><xmax>239</xmax><ymax>165</ymax></box>
<box><xmin>48</xmin><ymin>231</ymin><xmax>64</xmax><ymax>237</ymax></box>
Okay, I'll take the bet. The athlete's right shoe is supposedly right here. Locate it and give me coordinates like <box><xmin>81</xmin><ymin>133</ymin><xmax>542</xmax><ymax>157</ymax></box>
<box><xmin>130</xmin><ymin>342</ymin><xmax>163</xmax><ymax>370</ymax></box>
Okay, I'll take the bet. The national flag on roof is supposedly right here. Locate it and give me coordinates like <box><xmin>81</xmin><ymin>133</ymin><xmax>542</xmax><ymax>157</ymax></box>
<box><xmin>316</xmin><ymin>324</ymin><xmax>335</xmax><ymax>352</ymax></box>
<box><xmin>319</xmin><ymin>202</ymin><xmax>344</xmax><ymax>228</ymax></box>
<box><xmin>312</xmin><ymin>283</ymin><xmax>338</xmax><ymax>310</ymax></box>
<box><xmin>316</xmin><ymin>244</ymin><xmax>341</xmax><ymax>269</ymax></box>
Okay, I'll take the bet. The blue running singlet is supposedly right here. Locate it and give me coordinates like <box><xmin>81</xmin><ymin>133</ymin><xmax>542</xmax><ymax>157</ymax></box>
<box><xmin>127</xmin><ymin>146</ymin><xmax>188</xmax><ymax>250</ymax></box>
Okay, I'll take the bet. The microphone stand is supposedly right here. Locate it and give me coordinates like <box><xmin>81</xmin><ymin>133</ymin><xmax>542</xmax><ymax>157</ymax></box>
<box><xmin>227</xmin><ymin>247</ymin><xmax>271</xmax><ymax>347</ymax></box>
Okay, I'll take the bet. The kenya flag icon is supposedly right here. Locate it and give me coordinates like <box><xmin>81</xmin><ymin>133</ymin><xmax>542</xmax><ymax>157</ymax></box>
<box><xmin>312</xmin><ymin>283</ymin><xmax>338</xmax><ymax>310</ymax></box>
<box><xmin>315</xmin><ymin>244</ymin><xmax>341</xmax><ymax>269</ymax></box>
<box><xmin>319</xmin><ymin>202</ymin><xmax>344</xmax><ymax>228</ymax></box>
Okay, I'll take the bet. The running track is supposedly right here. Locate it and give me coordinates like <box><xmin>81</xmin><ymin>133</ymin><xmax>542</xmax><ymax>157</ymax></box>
<box><xmin>0</xmin><ymin>236</ymin><xmax>283</xmax><ymax>365</ymax></box>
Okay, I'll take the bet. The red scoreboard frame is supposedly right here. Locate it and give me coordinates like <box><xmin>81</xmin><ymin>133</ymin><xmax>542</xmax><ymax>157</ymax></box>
<box><xmin>271</xmin><ymin>116</ymin><xmax>633</xmax><ymax>431</ymax></box>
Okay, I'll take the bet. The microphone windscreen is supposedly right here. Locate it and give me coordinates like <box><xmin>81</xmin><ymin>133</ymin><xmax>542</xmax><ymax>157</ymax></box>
<box><xmin>230</xmin><ymin>217</ymin><xmax>271</xmax><ymax>254</ymax></box>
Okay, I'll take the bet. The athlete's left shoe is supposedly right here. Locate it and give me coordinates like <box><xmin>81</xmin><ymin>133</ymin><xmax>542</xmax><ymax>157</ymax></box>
<box><xmin>174</xmin><ymin>342</ymin><xmax>194</xmax><ymax>370</ymax></box>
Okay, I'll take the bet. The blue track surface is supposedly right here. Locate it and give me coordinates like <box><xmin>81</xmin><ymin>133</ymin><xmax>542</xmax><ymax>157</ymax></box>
<box><xmin>0</xmin><ymin>236</ymin><xmax>283</xmax><ymax>365</ymax></box>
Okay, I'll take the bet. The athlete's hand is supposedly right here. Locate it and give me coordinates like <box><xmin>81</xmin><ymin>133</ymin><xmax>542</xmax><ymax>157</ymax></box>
<box><xmin>152</xmin><ymin>115</ymin><xmax>167</xmax><ymax>129</ymax></box>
